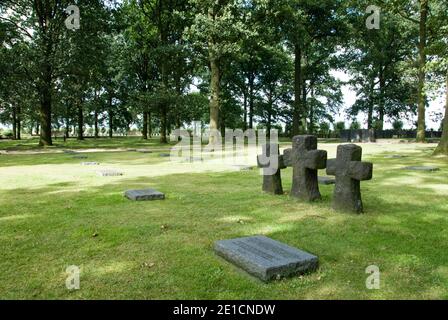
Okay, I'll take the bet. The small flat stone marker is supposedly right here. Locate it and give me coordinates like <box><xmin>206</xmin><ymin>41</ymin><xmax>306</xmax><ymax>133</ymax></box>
<box><xmin>125</xmin><ymin>189</ymin><xmax>165</xmax><ymax>201</ymax></box>
<box><xmin>82</xmin><ymin>162</ymin><xmax>99</xmax><ymax>166</ymax></box>
<box><xmin>402</xmin><ymin>166</ymin><xmax>439</xmax><ymax>172</ymax></box>
<box><xmin>73</xmin><ymin>155</ymin><xmax>88</xmax><ymax>159</ymax></box>
<box><xmin>214</xmin><ymin>235</ymin><xmax>318</xmax><ymax>282</ymax></box>
<box><xmin>318</xmin><ymin>176</ymin><xmax>335</xmax><ymax>185</ymax></box>
<box><xmin>233</xmin><ymin>165</ymin><xmax>253</xmax><ymax>171</ymax></box>
<box><xmin>136</xmin><ymin>149</ymin><xmax>152</xmax><ymax>153</ymax></box>
<box><xmin>385</xmin><ymin>155</ymin><xmax>407</xmax><ymax>159</ymax></box>
<box><xmin>159</xmin><ymin>153</ymin><xmax>171</xmax><ymax>157</ymax></box>
<box><xmin>96</xmin><ymin>170</ymin><xmax>123</xmax><ymax>177</ymax></box>
<box><xmin>63</xmin><ymin>150</ymin><xmax>78</xmax><ymax>154</ymax></box>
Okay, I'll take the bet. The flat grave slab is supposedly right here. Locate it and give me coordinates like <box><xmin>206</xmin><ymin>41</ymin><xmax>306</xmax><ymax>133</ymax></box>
<box><xmin>402</xmin><ymin>166</ymin><xmax>440</xmax><ymax>172</ymax></box>
<box><xmin>214</xmin><ymin>235</ymin><xmax>318</xmax><ymax>282</ymax></box>
<box><xmin>318</xmin><ymin>176</ymin><xmax>335</xmax><ymax>185</ymax></box>
<box><xmin>63</xmin><ymin>150</ymin><xmax>78</xmax><ymax>154</ymax></box>
<box><xmin>233</xmin><ymin>165</ymin><xmax>253</xmax><ymax>171</ymax></box>
<box><xmin>159</xmin><ymin>153</ymin><xmax>171</xmax><ymax>158</ymax></box>
<box><xmin>82</xmin><ymin>162</ymin><xmax>99</xmax><ymax>166</ymax></box>
<box><xmin>73</xmin><ymin>155</ymin><xmax>88</xmax><ymax>159</ymax></box>
<box><xmin>182</xmin><ymin>156</ymin><xmax>203</xmax><ymax>162</ymax></box>
<box><xmin>124</xmin><ymin>188</ymin><xmax>165</xmax><ymax>201</ymax></box>
<box><xmin>385</xmin><ymin>155</ymin><xmax>407</xmax><ymax>159</ymax></box>
<box><xmin>136</xmin><ymin>149</ymin><xmax>152</xmax><ymax>153</ymax></box>
<box><xmin>96</xmin><ymin>170</ymin><xmax>124</xmax><ymax>177</ymax></box>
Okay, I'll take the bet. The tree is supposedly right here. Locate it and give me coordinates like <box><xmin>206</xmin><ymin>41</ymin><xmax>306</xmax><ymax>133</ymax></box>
<box><xmin>186</xmin><ymin>0</ymin><xmax>245</xmax><ymax>143</ymax></box>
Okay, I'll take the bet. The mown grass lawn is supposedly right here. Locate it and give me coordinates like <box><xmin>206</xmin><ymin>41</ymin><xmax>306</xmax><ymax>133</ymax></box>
<box><xmin>0</xmin><ymin>138</ymin><xmax>447</xmax><ymax>299</ymax></box>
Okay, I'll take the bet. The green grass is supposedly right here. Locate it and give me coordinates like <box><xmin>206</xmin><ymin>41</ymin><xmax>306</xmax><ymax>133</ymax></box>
<box><xmin>0</xmin><ymin>138</ymin><xmax>447</xmax><ymax>299</ymax></box>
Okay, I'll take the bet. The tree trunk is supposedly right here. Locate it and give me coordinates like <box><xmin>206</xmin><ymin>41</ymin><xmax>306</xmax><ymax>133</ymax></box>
<box><xmin>77</xmin><ymin>97</ymin><xmax>84</xmax><ymax>140</ymax></box>
<box><xmin>39</xmin><ymin>85</ymin><xmax>53</xmax><ymax>146</ymax></box>
<box><xmin>160</xmin><ymin>105</ymin><xmax>168</xmax><ymax>143</ymax></box>
<box><xmin>147</xmin><ymin>112</ymin><xmax>152</xmax><ymax>137</ymax></box>
<box><xmin>248</xmin><ymin>73</ymin><xmax>254</xmax><ymax>129</ymax></box>
<box><xmin>309</xmin><ymin>87</ymin><xmax>314</xmax><ymax>134</ymax></box>
<box><xmin>367</xmin><ymin>76</ymin><xmax>374</xmax><ymax>129</ymax></box>
<box><xmin>267</xmin><ymin>92</ymin><xmax>272</xmax><ymax>138</ymax></box>
<box><xmin>207</xmin><ymin>6</ymin><xmax>220</xmax><ymax>144</ymax></box>
<box><xmin>302</xmin><ymin>78</ymin><xmax>307</xmax><ymax>133</ymax></box>
<box><xmin>243</xmin><ymin>89</ymin><xmax>248</xmax><ymax>131</ymax></box>
<box><xmin>108</xmin><ymin>97</ymin><xmax>114</xmax><ymax>139</ymax></box>
<box><xmin>292</xmin><ymin>44</ymin><xmax>302</xmax><ymax>136</ymax></box>
<box><xmin>12</xmin><ymin>106</ymin><xmax>17</xmax><ymax>140</ymax></box>
<box><xmin>142</xmin><ymin>111</ymin><xmax>148</xmax><ymax>139</ymax></box>
<box><xmin>416</xmin><ymin>0</ymin><xmax>428</xmax><ymax>142</ymax></box>
<box><xmin>378</xmin><ymin>66</ymin><xmax>385</xmax><ymax>130</ymax></box>
<box><xmin>94</xmin><ymin>111</ymin><xmax>99</xmax><ymax>138</ymax></box>
<box><xmin>17</xmin><ymin>106</ymin><xmax>21</xmax><ymax>140</ymax></box>
<box><xmin>209</xmin><ymin>56</ymin><xmax>220</xmax><ymax>144</ymax></box>
<box><xmin>434</xmin><ymin>70</ymin><xmax>448</xmax><ymax>155</ymax></box>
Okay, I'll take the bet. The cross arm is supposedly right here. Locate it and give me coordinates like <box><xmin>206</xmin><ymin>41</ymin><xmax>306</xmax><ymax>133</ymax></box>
<box><xmin>282</xmin><ymin>148</ymin><xmax>292</xmax><ymax>167</ymax></box>
<box><xmin>257</xmin><ymin>154</ymin><xmax>285</xmax><ymax>170</ymax></box>
<box><xmin>349</xmin><ymin>161</ymin><xmax>373</xmax><ymax>181</ymax></box>
<box><xmin>304</xmin><ymin>150</ymin><xmax>327</xmax><ymax>170</ymax></box>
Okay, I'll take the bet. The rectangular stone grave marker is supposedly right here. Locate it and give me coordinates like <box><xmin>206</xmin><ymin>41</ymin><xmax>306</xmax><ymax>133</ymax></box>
<box><xmin>73</xmin><ymin>155</ymin><xmax>88</xmax><ymax>159</ymax></box>
<box><xmin>136</xmin><ymin>149</ymin><xmax>152</xmax><ymax>153</ymax></box>
<box><xmin>385</xmin><ymin>155</ymin><xmax>407</xmax><ymax>159</ymax></box>
<box><xmin>124</xmin><ymin>189</ymin><xmax>165</xmax><ymax>201</ymax></box>
<box><xmin>63</xmin><ymin>150</ymin><xmax>77</xmax><ymax>154</ymax></box>
<box><xmin>402</xmin><ymin>166</ymin><xmax>439</xmax><ymax>172</ymax></box>
<box><xmin>159</xmin><ymin>153</ymin><xmax>171</xmax><ymax>157</ymax></box>
<box><xmin>233</xmin><ymin>165</ymin><xmax>253</xmax><ymax>171</ymax></box>
<box><xmin>96</xmin><ymin>170</ymin><xmax>124</xmax><ymax>177</ymax></box>
<box><xmin>214</xmin><ymin>235</ymin><xmax>318</xmax><ymax>282</ymax></box>
<box><xmin>318</xmin><ymin>176</ymin><xmax>335</xmax><ymax>185</ymax></box>
<box><xmin>82</xmin><ymin>162</ymin><xmax>99</xmax><ymax>166</ymax></box>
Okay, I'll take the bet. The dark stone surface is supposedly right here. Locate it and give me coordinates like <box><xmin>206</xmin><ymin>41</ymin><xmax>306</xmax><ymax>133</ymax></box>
<box><xmin>81</xmin><ymin>162</ymin><xmax>99</xmax><ymax>166</ymax></box>
<box><xmin>183</xmin><ymin>156</ymin><xmax>203</xmax><ymax>163</ymax></box>
<box><xmin>318</xmin><ymin>176</ymin><xmax>335</xmax><ymax>185</ymax></box>
<box><xmin>326</xmin><ymin>144</ymin><xmax>373</xmax><ymax>213</ymax></box>
<box><xmin>214</xmin><ymin>235</ymin><xmax>318</xmax><ymax>282</ymax></box>
<box><xmin>73</xmin><ymin>155</ymin><xmax>88</xmax><ymax>159</ymax></box>
<box><xmin>233</xmin><ymin>165</ymin><xmax>253</xmax><ymax>171</ymax></box>
<box><xmin>384</xmin><ymin>155</ymin><xmax>407</xmax><ymax>159</ymax></box>
<box><xmin>257</xmin><ymin>144</ymin><xmax>285</xmax><ymax>195</ymax></box>
<box><xmin>159</xmin><ymin>153</ymin><xmax>171</xmax><ymax>157</ymax></box>
<box><xmin>283</xmin><ymin>135</ymin><xmax>327</xmax><ymax>201</ymax></box>
<box><xmin>96</xmin><ymin>170</ymin><xmax>124</xmax><ymax>177</ymax></box>
<box><xmin>63</xmin><ymin>150</ymin><xmax>78</xmax><ymax>154</ymax></box>
<box><xmin>124</xmin><ymin>189</ymin><xmax>165</xmax><ymax>201</ymax></box>
<box><xmin>402</xmin><ymin>166</ymin><xmax>439</xmax><ymax>172</ymax></box>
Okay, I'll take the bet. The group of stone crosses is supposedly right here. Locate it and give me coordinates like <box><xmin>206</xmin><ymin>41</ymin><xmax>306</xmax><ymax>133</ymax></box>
<box><xmin>214</xmin><ymin>135</ymin><xmax>374</xmax><ymax>283</ymax></box>
<box><xmin>257</xmin><ymin>135</ymin><xmax>373</xmax><ymax>214</ymax></box>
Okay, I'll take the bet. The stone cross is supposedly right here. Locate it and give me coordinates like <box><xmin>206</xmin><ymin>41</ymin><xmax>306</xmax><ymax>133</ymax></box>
<box><xmin>283</xmin><ymin>135</ymin><xmax>327</xmax><ymax>201</ymax></box>
<box><xmin>257</xmin><ymin>143</ymin><xmax>285</xmax><ymax>195</ymax></box>
<box><xmin>326</xmin><ymin>144</ymin><xmax>373</xmax><ymax>213</ymax></box>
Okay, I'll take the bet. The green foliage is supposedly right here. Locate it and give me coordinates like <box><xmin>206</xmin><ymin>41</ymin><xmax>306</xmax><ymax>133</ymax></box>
<box><xmin>334</xmin><ymin>121</ymin><xmax>346</xmax><ymax>132</ymax></box>
<box><xmin>392</xmin><ymin>120</ymin><xmax>404</xmax><ymax>131</ymax></box>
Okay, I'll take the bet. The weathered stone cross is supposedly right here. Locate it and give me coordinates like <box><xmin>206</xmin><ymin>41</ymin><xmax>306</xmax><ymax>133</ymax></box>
<box><xmin>326</xmin><ymin>144</ymin><xmax>373</xmax><ymax>213</ymax></box>
<box><xmin>257</xmin><ymin>143</ymin><xmax>285</xmax><ymax>195</ymax></box>
<box><xmin>283</xmin><ymin>135</ymin><xmax>327</xmax><ymax>201</ymax></box>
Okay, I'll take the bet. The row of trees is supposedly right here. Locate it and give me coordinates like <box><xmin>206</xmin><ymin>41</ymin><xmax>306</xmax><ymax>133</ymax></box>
<box><xmin>0</xmin><ymin>0</ymin><xmax>447</xmax><ymax>153</ymax></box>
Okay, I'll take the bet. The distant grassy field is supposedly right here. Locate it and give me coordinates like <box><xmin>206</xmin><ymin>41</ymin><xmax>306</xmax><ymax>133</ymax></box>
<box><xmin>0</xmin><ymin>138</ymin><xmax>447</xmax><ymax>299</ymax></box>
